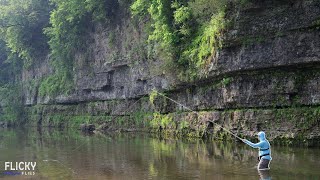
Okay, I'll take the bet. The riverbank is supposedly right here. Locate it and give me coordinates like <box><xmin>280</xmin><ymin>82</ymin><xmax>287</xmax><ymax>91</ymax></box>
<box><xmin>23</xmin><ymin>97</ymin><xmax>320</xmax><ymax>147</ymax></box>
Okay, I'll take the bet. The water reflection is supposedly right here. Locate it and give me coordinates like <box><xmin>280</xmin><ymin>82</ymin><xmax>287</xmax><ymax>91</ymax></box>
<box><xmin>0</xmin><ymin>128</ymin><xmax>319</xmax><ymax>179</ymax></box>
<box><xmin>258</xmin><ymin>170</ymin><xmax>271</xmax><ymax>180</ymax></box>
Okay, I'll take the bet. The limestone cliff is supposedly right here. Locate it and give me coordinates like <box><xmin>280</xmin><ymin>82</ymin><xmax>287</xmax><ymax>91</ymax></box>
<box><xmin>21</xmin><ymin>0</ymin><xmax>320</xmax><ymax>146</ymax></box>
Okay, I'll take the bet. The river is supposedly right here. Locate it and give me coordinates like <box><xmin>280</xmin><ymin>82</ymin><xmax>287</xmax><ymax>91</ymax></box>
<box><xmin>0</xmin><ymin>128</ymin><xmax>319</xmax><ymax>179</ymax></box>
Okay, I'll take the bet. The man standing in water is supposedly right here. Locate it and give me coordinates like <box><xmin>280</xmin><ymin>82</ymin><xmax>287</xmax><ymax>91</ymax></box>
<box><xmin>242</xmin><ymin>131</ymin><xmax>272</xmax><ymax>170</ymax></box>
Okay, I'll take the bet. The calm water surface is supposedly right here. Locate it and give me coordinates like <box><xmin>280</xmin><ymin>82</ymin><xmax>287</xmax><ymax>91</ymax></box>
<box><xmin>0</xmin><ymin>128</ymin><xmax>319</xmax><ymax>180</ymax></box>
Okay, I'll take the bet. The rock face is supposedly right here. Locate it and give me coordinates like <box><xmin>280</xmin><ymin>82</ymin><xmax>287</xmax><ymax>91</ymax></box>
<box><xmin>22</xmin><ymin>0</ymin><xmax>320</xmax><ymax>145</ymax></box>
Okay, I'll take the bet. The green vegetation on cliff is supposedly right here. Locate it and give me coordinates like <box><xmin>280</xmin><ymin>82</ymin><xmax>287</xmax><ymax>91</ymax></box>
<box><xmin>39</xmin><ymin>0</ymin><xmax>112</xmax><ymax>97</ymax></box>
<box><xmin>131</xmin><ymin>0</ymin><xmax>228</xmax><ymax>81</ymax></box>
<box><xmin>0</xmin><ymin>40</ymin><xmax>24</xmax><ymax>123</ymax></box>
<box><xmin>0</xmin><ymin>84</ymin><xmax>24</xmax><ymax>123</ymax></box>
<box><xmin>44</xmin><ymin>0</ymin><xmax>111</xmax><ymax>68</ymax></box>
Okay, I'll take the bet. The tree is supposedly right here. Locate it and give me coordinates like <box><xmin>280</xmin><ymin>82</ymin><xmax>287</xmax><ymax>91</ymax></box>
<box><xmin>0</xmin><ymin>0</ymin><xmax>51</xmax><ymax>68</ymax></box>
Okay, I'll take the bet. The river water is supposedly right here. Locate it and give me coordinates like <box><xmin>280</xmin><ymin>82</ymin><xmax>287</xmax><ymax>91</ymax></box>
<box><xmin>0</xmin><ymin>128</ymin><xmax>319</xmax><ymax>180</ymax></box>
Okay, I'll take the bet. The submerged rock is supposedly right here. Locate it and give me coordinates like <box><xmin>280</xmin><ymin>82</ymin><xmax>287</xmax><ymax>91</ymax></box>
<box><xmin>0</xmin><ymin>121</ymin><xmax>7</xmax><ymax>128</ymax></box>
<box><xmin>80</xmin><ymin>124</ymin><xmax>95</xmax><ymax>132</ymax></box>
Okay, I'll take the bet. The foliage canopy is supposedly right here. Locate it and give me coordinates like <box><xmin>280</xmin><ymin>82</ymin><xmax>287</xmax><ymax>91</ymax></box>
<box><xmin>0</xmin><ymin>0</ymin><xmax>51</xmax><ymax>68</ymax></box>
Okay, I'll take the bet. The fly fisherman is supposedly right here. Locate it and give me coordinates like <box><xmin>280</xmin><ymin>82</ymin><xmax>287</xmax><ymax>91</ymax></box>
<box><xmin>242</xmin><ymin>131</ymin><xmax>272</xmax><ymax>170</ymax></box>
